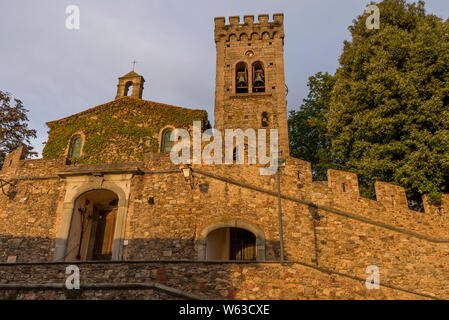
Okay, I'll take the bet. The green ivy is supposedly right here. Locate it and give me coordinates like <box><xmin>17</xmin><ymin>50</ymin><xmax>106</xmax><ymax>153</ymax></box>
<box><xmin>42</xmin><ymin>97</ymin><xmax>210</xmax><ymax>164</ymax></box>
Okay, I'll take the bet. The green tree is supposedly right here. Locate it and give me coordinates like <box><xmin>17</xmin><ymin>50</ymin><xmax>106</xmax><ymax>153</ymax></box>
<box><xmin>0</xmin><ymin>91</ymin><xmax>37</xmax><ymax>169</ymax></box>
<box><xmin>288</xmin><ymin>72</ymin><xmax>336</xmax><ymax>180</ymax></box>
<box><xmin>327</xmin><ymin>0</ymin><xmax>449</xmax><ymax>203</ymax></box>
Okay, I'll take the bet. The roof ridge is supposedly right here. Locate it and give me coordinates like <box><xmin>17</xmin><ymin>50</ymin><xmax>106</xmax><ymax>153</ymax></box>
<box><xmin>46</xmin><ymin>97</ymin><xmax>206</xmax><ymax>125</ymax></box>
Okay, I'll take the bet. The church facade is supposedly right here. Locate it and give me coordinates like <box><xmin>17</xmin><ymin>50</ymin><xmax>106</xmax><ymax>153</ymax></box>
<box><xmin>0</xmin><ymin>14</ymin><xmax>449</xmax><ymax>300</ymax></box>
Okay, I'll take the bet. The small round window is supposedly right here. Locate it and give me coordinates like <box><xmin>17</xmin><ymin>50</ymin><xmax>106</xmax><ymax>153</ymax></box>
<box><xmin>245</xmin><ymin>50</ymin><xmax>255</xmax><ymax>57</ymax></box>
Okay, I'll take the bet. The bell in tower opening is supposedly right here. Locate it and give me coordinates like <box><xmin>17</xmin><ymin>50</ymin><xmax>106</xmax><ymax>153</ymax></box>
<box><xmin>252</xmin><ymin>61</ymin><xmax>265</xmax><ymax>93</ymax></box>
<box><xmin>236</xmin><ymin>62</ymin><xmax>249</xmax><ymax>94</ymax></box>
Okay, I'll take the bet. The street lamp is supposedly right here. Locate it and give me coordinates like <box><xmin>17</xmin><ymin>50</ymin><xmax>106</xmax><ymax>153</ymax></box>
<box><xmin>180</xmin><ymin>164</ymin><xmax>194</xmax><ymax>189</ymax></box>
<box><xmin>276</xmin><ymin>153</ymin><xmax>286</xmax><ymax>261</ymax></box>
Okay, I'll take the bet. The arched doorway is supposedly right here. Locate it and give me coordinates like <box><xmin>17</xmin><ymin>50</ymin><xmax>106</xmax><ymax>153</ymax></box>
<box><xmin>198</xmin><ymin>220</ymin><xmax>265</xmax><ymax>261</ymax></box>
<box><xmin>65</xmin><ymin>190</ymin><xmax>119</xmax><ymax>261</ymax></box>
<box><xmin>206</xmin><ymin>227</ymin><xmax>256</xmax><ymax>260</ymax></box>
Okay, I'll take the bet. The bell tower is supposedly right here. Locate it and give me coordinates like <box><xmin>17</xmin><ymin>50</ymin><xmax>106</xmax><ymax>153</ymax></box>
<box><xmin>214</xmin><ymin>13</ymin><xmax>289</xmax><ymax>154</ymax></box>
<box><xmin>115</xmin><ymin>71</ymin><xmax>145</xmax><ymax>99</ymax></box>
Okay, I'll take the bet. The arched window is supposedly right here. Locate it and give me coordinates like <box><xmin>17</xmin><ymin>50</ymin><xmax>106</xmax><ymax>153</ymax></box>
<box><xmin>252</xmin><ymin>61</ymin><xmax>265</xmax><ymax>93</ymax></box>
<box><xmin>161</xmin><ymin>129</ymin><xmax>174</xmax><ymax>152</ymax></box>
<box><xmin>261</xmin><ymin>112</ymin><xmax>269</xmax><ymax>127</ymax></box>
<box><xmin>124</xmin><ymin>81</ymin><xmax>133</xmax><ymax>96</ymax></box>
<box><xmin>68</xmin><ymin>135</ymin><xmax>83</xmax><ymax>159</ymax></box>
<box><xmin>235</xmin><ymin>62</ymin><xmax>248</xmax><ymax>94</ymax></box>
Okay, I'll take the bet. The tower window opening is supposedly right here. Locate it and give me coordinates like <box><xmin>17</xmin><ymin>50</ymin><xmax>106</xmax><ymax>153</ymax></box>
<box><xmin>235</xmin><ymin>62</ymin><xmax>248</xmax><ymax>94</ymax></box>
<box><xmin>124</xmin><ymin>81</ymin><xmax>133</xmax><ymax>97</ymax></box>
<box><xmin>252</xmin><ymin>61</ymin><xmax>265</xmax><ymax>93</ymax></box>
<box><xmin>261</xmin><ymin>112</ymin><xmax>269</xmax><ymax>127</ymax></box>
<box><xmin>342</xmin><ymin>183</ymin><xmax>346</xmax><ymax>193</ymax></box>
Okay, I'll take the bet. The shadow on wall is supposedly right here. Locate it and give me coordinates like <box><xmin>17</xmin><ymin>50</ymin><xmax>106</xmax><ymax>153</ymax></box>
<box><xmin>0</xmin><ymin>235</ymin><xmax>282</xmax><ymax>263</ymax></box>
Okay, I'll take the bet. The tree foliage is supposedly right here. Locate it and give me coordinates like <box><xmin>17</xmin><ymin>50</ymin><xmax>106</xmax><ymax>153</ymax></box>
<box><xmin>289</xmin><ymin>0</ymin><xmax>449</xmax><ymax>204</ymax></box>
<box><xmin>0</xmin><ymin>91</ymin><xmax>37</xmax><ymax>169</ymax></box>
<box><xmin>288</xmin><ymin>73</ymin><xmax>335</xmax><ymax>180</ymax></box>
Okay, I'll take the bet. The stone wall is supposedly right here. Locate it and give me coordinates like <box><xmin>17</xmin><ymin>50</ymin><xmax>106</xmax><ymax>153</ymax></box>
<box><xmin>0</xmin><ymin>261</ymin><xmax>433</xmax><ymax>300</ymax></box>
<box><xmin>1</xmin><ymin>148</ymin><xmax>449</xmax><ymax>299</ymax></box>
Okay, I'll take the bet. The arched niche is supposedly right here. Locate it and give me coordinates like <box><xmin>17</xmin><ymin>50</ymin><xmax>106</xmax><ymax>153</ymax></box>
<box><xmin>198</xmin><ymin>220</ymin><xmax>266</xmax><ymax>261</ymax></box>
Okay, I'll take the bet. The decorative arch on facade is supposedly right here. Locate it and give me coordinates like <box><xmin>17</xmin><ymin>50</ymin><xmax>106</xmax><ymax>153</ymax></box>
<box><xmin>250</xmin><ymin>32</ymin><xmax>260</xmax><ymax>40</ymax></box>
<box><xmin>228</xmin><ymin>33</ymin><xmax>238</xmax><ymax>42</ymax></box>
<box><xmin>261</xmin><ymin>32</ymin><xmax>271</xmax><ymax>40</ymax></box>
<box><xmin>197</xmin><ymin>219</ymin><xmax>266</xmax><ymax>261</ymax></box>
<box><xmin>239</xmin><ymin>33</ymin><xmax>249</xmax><ymax>41</ymax></box>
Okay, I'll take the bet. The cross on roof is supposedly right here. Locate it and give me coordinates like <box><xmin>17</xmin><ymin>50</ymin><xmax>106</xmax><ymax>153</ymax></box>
<box><xmin>131</xmin><ymin>60</ymin><xmax>137</xmax><ymax>71</ymax></box>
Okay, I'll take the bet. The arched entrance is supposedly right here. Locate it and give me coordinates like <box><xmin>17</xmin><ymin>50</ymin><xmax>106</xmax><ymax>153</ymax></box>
<box><xmin>65</xmin><ymin>190</ymin><xmax>119</xmax><ymax>261</ymax></box>
<box><xmin>198</xmin><ymin>220</ymin><xmax>266</xmax><ymax>261</ymax></box>
<box><xmin>206</xmin><ymin>227</ymin><xmax>256</xmax><ymax>260</ymax></box>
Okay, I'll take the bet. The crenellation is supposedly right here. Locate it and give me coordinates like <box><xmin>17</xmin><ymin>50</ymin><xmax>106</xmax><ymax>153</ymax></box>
<box><xmin>0</xmin><ymin>146</ymin><xmax>26</xmax><ymax>176</ymax></box>
<box><xmin>327</xmin><ymin>169</ymin><xmax>359</xmax><ymax>198</ymax></box>
<box><xmin>214</xmin><ymin>14</ymin><xmax>284</xmax><ymax>43</ymax></box>
<box><xmin>258</xmin><ymin>14</ymin><xmax>269</xmax><ymax>24</ymax></box>
<box><xmin>244</xmin><ymin>15</ymin><xmax>255</xmax><ymax>24</ymax></box>
<box><xmin>375</xmin><ymin>181</ymin><xmax>408</xmax><ymax>211</ymax></box>
<box><xmin>229</xmin><ymin>16</ymin><xmax>240</xmax><ymax>25</ymax></box>
<box><xmin>273</xmin><ymin>13</ymin><xmax>284</xmax><ymax>24</ymax></box>
<box><xmin>214</xmin><ymin>17</ymin><xmax>225</xmax><ymax>27</ymax></box>
<box><xmin>422</xmin><ymin>194</ymin><xmax>449</xmax><ymax>215</ymax></box>
<box><xmin>285</xmin><ymin>157</ymin><xmax>313</xmax><ymax>186</ymax></box>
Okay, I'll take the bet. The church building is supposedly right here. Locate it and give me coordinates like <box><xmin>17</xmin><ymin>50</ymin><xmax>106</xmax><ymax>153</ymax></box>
<box><xmin>0</xmin><ymin>14</ymin><xmax>448</xmax><ymax>300</ymax></box>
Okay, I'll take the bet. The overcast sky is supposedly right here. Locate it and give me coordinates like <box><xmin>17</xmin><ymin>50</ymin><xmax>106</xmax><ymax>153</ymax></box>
<box><xmin>1</xmin><ymin>0</ymin><xmax>449</xmax><ymax>156</ymax></box>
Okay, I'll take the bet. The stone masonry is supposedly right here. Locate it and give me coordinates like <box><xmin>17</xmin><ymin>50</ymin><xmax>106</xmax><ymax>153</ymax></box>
<box><xmin>0</xmin><ymin>14</ymin><xmax>448</xmax><ymax>300</ymax></box>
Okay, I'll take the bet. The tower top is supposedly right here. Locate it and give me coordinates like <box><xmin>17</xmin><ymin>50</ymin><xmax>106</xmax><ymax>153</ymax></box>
<box><xmin>214</xmin><ymin>13</ymin><xmax>284</xmax><ymax>43</ymax></box>
<box><xmin>213</xmin><ymin>13</ymin><xmax>289</xmax><ymax>154</ymax></box>
<box><xmin>115</xmin><ymin>70</ymin><xmax>145</xmax><ymax>99</ymax></box>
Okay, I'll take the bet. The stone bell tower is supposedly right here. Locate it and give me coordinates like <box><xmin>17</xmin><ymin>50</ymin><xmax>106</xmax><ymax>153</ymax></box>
<box><xmin>115</xmin><ymin>71</ymin><xmax>145</xmax><ymax>99</ymax></box>
<box><xmin>214</xmin><ymin>13</ymin><xmax>289</xmax><ymax>154</ymax></box>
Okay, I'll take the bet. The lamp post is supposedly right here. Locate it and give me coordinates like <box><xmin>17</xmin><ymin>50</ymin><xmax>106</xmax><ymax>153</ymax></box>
<box><xmin>276</xmin><ymin>154</ymin><xmax>286</xmax><ymax>261</ymax></box>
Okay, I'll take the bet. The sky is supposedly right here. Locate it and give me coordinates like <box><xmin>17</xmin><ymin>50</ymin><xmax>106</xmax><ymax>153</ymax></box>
<box><xmin>1</xmin><ymin>0</ymin><xmax>449</xmax><ymax>156</ymax></box>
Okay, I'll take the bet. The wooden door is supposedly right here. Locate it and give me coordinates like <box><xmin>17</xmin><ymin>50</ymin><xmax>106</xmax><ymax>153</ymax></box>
<box><xmin>92</xmin><ymin>209</ymin><xmax>117</xmax><ymax>260</ymax></box>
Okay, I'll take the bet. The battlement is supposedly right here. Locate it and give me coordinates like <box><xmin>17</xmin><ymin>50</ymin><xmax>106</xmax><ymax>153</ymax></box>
<box><xmin>214</xmin><ymin>13</ymin><xmax>285</xmax><ymax>42</ymax></box>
